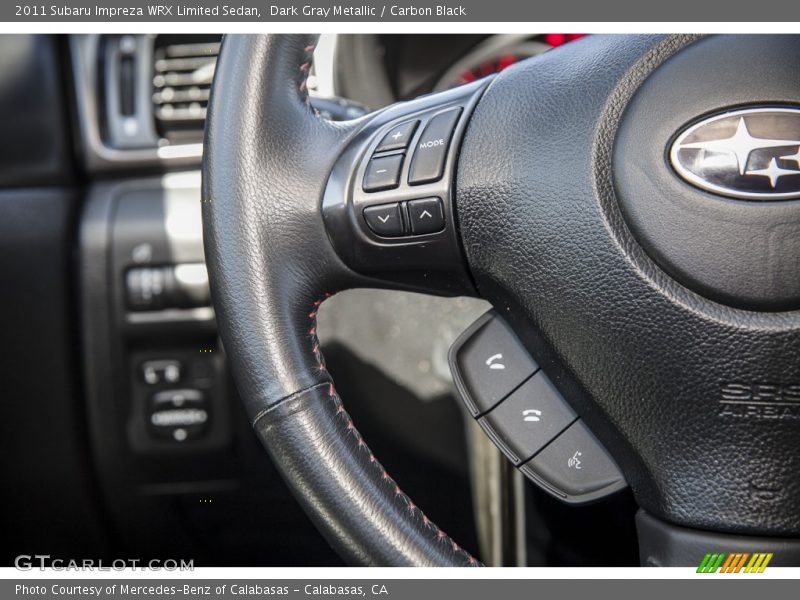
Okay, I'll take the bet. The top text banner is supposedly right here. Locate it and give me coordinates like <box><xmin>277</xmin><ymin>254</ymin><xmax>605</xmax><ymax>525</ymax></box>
<box><xmin>5</xmin><ymin>0</ymin><xmax>800</xmax><ymax>22</ymax></box>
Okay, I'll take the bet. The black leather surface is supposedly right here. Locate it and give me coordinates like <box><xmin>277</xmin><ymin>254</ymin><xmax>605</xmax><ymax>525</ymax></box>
<box><xmin>254</xmin><ymin>384</ymin><xmax>478</xmax><ymax>566</ymax></box>
<box><xmin>457</xmin><ymin>34</ymin><xmax>800</xmax><ymax>536</ymax></box>
<box><xmin>202</xmin><ymin>34</ymin><xmax>478</xmax><ymax>566</ymax></box>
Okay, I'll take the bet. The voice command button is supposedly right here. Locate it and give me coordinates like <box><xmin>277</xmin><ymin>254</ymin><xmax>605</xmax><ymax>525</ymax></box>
<box><xmin>520</xmin><ymin>420</ymin><xmax>627</xmax><ymax>505</ymax></box>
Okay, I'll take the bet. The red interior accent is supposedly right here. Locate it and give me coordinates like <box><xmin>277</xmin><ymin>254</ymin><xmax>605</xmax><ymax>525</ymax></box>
<box><xmin>456</xmin><ymin>35</ymin><xmax>587</xmax><ymax>86</ymax></box>
<box><xmin>543</xmin><ymin>33</ymin><xmax>587</xmax><ymax>47</ymax></box>
<box><xmin>497</xmin><ymin>54</ymin><xmax>518</xmax><ymax>70</ymax></box>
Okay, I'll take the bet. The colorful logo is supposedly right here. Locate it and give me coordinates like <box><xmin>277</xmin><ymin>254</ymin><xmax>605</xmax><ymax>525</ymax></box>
<box><xmin>697</xmin><ymin>552</ymin><xmax>773</xmax><ymax>573</ymax></box>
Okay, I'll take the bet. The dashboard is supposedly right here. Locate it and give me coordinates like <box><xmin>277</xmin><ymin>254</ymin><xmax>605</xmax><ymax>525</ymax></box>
<box><xmin>70</xmin><ymin>34</ymin><xmax>588</xmax><ymax>174</ymax></box>
<box><xmin>333</xmin><ymin>34</ymin><xmax>586</xmax><ymax>108</ymax></box>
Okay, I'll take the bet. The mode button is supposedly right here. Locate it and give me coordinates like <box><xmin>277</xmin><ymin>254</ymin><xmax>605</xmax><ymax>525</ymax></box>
<box><xmin>408</xmin><ymin>108</ymin><xmax>462</xmax><ymax>185</ymax></box>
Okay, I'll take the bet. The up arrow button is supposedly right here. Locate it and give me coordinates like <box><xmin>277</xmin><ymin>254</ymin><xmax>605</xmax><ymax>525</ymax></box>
<box><xmin>408</xmin><ymin>198</ymin><xmax>445</xmax><ymax>235</ymax></box>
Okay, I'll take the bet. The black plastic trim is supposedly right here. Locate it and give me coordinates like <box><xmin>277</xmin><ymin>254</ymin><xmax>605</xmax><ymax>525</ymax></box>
<box><xmin>637</xmin><ymin>510</ymin><xmax>800</xmax><ymax>567</ymax></box>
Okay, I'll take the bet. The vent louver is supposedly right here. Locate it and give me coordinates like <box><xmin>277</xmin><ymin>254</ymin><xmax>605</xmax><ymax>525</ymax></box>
<box><xmin>152</xmin><ymin>35</ymin><xmax>222</xmax><ymax>143</ymax></box>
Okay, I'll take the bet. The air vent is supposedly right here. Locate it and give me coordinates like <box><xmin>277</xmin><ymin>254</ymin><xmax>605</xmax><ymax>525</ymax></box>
<box><xmin>152</xmin><ymin>35</ymin><xmax>222</xmax><ymax>143</ymax></box>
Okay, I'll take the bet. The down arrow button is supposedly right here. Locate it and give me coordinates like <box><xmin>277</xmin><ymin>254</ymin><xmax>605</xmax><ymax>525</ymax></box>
<box><xmin>363</xmin><ymin>202</ymin><xmax>404</xmax><ymax>237</ymax></box>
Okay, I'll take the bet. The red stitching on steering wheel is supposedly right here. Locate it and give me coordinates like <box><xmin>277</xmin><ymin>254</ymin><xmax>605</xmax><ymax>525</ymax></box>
<box><xmin>307</xmin><ymin>294</ymin><xmax>480</xmax><ymax>566</ymax></box>
<box><xmin>297</xmin><ymin>39</ymin><xmax>317</xmax><ymax>109</ymax></box>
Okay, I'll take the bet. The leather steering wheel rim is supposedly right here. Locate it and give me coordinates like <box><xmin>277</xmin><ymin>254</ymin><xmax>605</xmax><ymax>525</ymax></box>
<box><xmin>202</xmin><ymin>34</ymin><xmax>478</xmax><ymax>566</ymax></box>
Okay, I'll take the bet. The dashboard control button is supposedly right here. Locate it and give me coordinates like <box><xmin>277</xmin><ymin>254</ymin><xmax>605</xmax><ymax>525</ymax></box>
<box><xmin>126</xmin><ymin>266</ymin><xmax>168</xmax><ymax>311</ymax></box>
<box><xmin>408</xmin><ymin>108</ymin><xmax>462</xmax><ymax>185</ymax></box>
<box><xmin>363</xmin><ymin>154</ymin><xmax>404</xmax><ymax>192</ymax></box>
<box><xmin>520</xmin><ymin>420</ymin><xmax>626</xmax><ymax>505</ymax></box>
<box><xmin>375</xmin><ymin>120</ymin><xmax>419</xmax><ymax>153</ymax></box>
<box><xmin>149</xmin><ymin>389</ymin><xmax>209</xmax><ymax>442</ymax></box>
<box><xmin>151</xmin><ymin>388</ymin><xmax>204</xmax><ymax>408</ymax></box>
<box><xmin>450</xmin><ymin>312</ymin><xmax>539</xmax><ymax>416</ymax></box>
<box><xmin>141</xmin><ymin>359</ymin><xmax>182</xmax><ymax>385</ymax></box>
<box><xmin>126</xmin><ymin>264</ymin><xmax>210</xmax><ymax>312</ymax></box>
<box><xmin>407</xmin><ymin>197</ymin><xmax>445</xmax><ymax>235</ymax></box>
<box><xmin>479</xmin><ymin>372</ymin><xmax>578</xmax><ymax>465</ymax></box>
<box><xmin>364</xmin><ymin>203</ymin><xmax>404</xmax><ymax>237</ymax></box>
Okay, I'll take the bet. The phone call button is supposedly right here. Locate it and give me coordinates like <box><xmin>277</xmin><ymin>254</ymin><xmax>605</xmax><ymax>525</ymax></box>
<box><xmin>478</xmin><ymin>372</ymin><xmax>578</xmax><ymax>465</ymax></box>
<box><xmin>453</xmin><ymin>314</ymin><xmax>539</xmax><ymax>416</ymax></box>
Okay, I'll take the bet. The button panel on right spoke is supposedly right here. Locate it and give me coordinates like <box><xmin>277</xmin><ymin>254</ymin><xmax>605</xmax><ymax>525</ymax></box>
<box><xmin>450</xmin><ymin>311</ymin><xmax>627</xmax><ymax>505</ymax></box>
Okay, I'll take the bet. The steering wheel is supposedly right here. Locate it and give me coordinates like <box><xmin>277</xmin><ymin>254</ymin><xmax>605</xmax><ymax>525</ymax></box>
<box><xmin>202</xmin><ymin>34</ymin><xmax>800</xmax><ymax>566</ymax></box>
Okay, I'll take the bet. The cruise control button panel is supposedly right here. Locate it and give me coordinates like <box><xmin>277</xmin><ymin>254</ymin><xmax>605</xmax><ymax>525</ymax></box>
<box><xmin>450</xmin><ymin>310</ymin><xmax>627</xmax><ymax>505</ymax></box>
<box><xmin>520</xmin><ymin>420</ymin><xmax>626</xmax><ymax>505</ymax></box>
<box><xmin>355</xmin><ymin>106</ymin><xmax>465</xmax><ymax>239</ymax></box>
<box><xmin>479</xmin><ymin>372</ymin><xmax>578</xmax><ymax>465</ymax></box>
<box><xmin>322</xmin><ymin>78</ymin><xmax>491</xmax><ymax>295</ymax></box>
